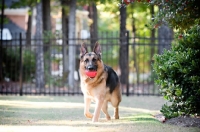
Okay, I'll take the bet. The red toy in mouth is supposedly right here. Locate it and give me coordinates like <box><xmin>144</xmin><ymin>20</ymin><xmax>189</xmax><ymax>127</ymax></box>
<box><xmin>85</xmin><ymin>70</ymin><xmax>97</xmax><ymax>78</ymax></box>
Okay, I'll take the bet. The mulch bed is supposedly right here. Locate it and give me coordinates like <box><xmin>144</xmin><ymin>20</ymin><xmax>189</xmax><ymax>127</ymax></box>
<box><xmin>165</xmin><ymin>116</ymin><xmax>200</xmax><ymax>128</ymax></box>
<box><xmin>154</xmin><ymin>114</ymin><xmax>200</xmax><ymax>128</ymax></box>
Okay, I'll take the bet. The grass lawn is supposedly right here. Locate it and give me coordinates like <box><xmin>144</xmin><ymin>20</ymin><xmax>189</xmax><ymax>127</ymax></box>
<box><xmin>0</xmin><ymin>95</ymin><xmax>199</xmax><ymax>132</ymax></box>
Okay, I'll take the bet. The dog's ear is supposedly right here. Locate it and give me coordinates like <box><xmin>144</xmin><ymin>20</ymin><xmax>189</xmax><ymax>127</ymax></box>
<box><xmin>93</xmin><ymin>42</ymin><xmax>101</xmax><ymax>58</ymax></box>
<box><xmin>80</xmin><ymin>43</ymin><xmax>88</xmax><ymax>59</ymax></box>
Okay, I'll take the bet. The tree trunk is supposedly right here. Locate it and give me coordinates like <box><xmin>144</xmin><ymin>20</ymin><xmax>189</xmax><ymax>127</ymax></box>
<box><xmin>158</xmin><ymin>25</ymin><xmax>173</xmax><ymax>54</ymax></box>
<box><xmin>158</xmin><ymin>6</ymin><xmax>173</xmax><ymax>54</ymax></box>
<box><xmin>119</xmin><ymin>6</ymin><xmax>128</xmax><ymax>86</ymax></box>
<box><xmin>150</xmin><ymin>5</ymin><xmax>155</xmax><ymax>57</ymax></box>
<box><xmin>130</xmin><ymin>5</ymin><xmax>139</xmax><ymax>86</ymax></box>
<box><xmin>26</xmin><ymin>8</ymin><xmax>32</xmax><ymax>46</ymax></box>
<box><xmin>42</xmin><ymin>0</ymin><xmax>51</xmax><ymax>85</ymax></box>
<box><xmin>35</xmin><ymin>2</ymin><xmax>45</xmax><ymax>89</ymax></box>
<box><xmin>150</xmin><ymin>5</ymin><xmax>155</xmax><ymax>84</ymax></box>
<box><xmin>61</xmin><ymin>0</ymin><xmax>69</xmax><ymax>85</ymax></box>
<box><xmin>88</xmin><ymin>2</ymin><xmax>98</xmax><ymax>49</ymax></box>
<box><xmin>68</xmin><ymin>0</ymin><xmax>76</xmax><ymax>89</ymax></box>
<box><xmin>42</xmin><ymin>0</ymin><xmax>51</xmax><ymax>52</ymax></box>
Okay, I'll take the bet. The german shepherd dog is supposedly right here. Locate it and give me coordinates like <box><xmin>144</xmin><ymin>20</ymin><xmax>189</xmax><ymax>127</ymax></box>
<box><xmin>79</xmin><ymin>42</ymin><xmax>122</xmax><ymax>122</ymax></box>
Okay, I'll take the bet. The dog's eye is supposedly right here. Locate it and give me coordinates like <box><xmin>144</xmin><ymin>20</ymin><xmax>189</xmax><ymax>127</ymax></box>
<box><xmin>84</xmin><ymin>59</ymin><xmax>89</xmax><ymax>63</ymax></box>
<box><xmin>92</xmin><ymin>58</ymin><xmax>97</xmax><ymax>62</ymax></box>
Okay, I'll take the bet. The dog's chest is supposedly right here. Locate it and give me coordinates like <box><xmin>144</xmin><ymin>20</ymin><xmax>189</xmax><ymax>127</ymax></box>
<box><xmin>81</xmin><ymin>79</ymin><xmax>107</xmax><ymax>97</ymax></box>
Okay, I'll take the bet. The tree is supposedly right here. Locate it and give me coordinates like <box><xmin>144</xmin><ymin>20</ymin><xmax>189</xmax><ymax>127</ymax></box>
<box><xmin>42</xmin><ymin>0</ymin><xmax>52</xmax><ymax>52</ymax></box>
<box><xmin>61</xmin><ymin>0</ymin><xmax>69</xmax><ymax>86</ymax></box>
<box><xmin>26</xmin><ymin>7</ymin><xmax>33</xmax><ymax>46</ymax></box>
<box><xmin>68</xmin><ymin>0</ymin><xmax>76</xmax><ymax>89</ymax></box>
<box><xmin>150</xmin><ymin>0</ymin><xmax>200</xmax><ymax>32</ymax></box>
<box><xmin>77</xmin><ymin>0</ymin><xmax>99</xmax><ymax>49</ymax></box>
<box><xmin>35</xmin><ymin>1</ymin><xmax>45</xmax><ymax>89</ymax></box>
<box><xmin>150</xmin><ymin>5</ymin><xmax>155</xmax><ymax>57</ymax></box>
<box><xmin>158</xmin><ymin>24</ymin><xmax>173</xmax><ymax>54</ymax></box>
<box><xmin>157</xmin><ymin>4</ymin><xmax>173</xmax><ymax>54</ymax></box>
<box><xmin>119</xmin><ymin>5</ymin><xmax>128</xmax><ymax>94</ymax></box>
<box><xmin>42</xmin><ymin>0</ymin><xmax>52</xmax><ymax>86</ymax></box>
<box><xmin>42</xmin><ymin>0</ymin><xmax>51</xmax><ymax>33</ymax></box>
<box><xmin>10</xmin><ymin>0</ymin><xmax>45</xmax><ymax>88</ymax></box>
<box><xmin>11</xmin><ymin>0</ymin><xmax>37</xmax><ymax>46</ymax></box>
<box><xmin>88</xmin><ymin>2</ymin><xmax>98</xmax><ymax>49</ymax></box>
<box><xmin>126</xmin><ymin>2</ymin><xmax>150</xmax><ymax>86</ymax></box>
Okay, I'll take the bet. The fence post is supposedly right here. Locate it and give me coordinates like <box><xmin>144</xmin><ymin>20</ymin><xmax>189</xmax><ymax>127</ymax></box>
<box><xmin>19</xmin><ymin>33</ymin><xmax>23</xmax><ymax>96</ymax></box>
<box><xmin>126</xmin><ymin>31</ymin><xmax>129</xmax><ymax>96</ymax></box>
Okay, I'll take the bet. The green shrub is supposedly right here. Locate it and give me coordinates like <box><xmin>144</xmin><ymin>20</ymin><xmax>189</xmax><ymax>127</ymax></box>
<box><xmin>2</xmin><ymin>47</ymin><xmax>20</xmax><ymax>81</ymax></box>
<box><xmin>22</xmin><ymin>49</ymin><xmax>36</xmax><ymax>82</ymax></box>
<box><xmin>2</xmin><ymin>47</ymin><xmax>35</xmax><ymax>82</ymax></box>
<box><xmin>153</xmin><ymin>25</ymin><xmax>200</xmax><ymax>119</ymax></box>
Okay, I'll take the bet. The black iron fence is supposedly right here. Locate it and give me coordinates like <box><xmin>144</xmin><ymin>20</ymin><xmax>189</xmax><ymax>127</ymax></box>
<box><xmin>0</xmin><ymin>32</ymin><xmax>173</xmax><ymax>96</ymax></box>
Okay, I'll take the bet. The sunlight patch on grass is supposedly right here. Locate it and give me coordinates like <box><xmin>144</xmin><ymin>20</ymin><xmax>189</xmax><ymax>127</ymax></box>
<box><xmin>119</xmin><ymin>106</ymin><xmax>160</xmax><ymax>114</ymax></box>
<box><xmin>0</xmin><ymin>100</ymin><xmax>84</xmax><ymax>109</ymax></box>
<box><xmin>0</xmin><ymin>126</ymin><xmax>104</xmax><ymax>132</ymax></box>
<box><xmin>122</xmin><ymin>114</ymin><xmax>159</xmax><ymax>124</ymax></box>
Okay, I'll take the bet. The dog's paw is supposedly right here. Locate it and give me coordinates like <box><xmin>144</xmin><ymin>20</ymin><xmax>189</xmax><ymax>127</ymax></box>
<box><xmin>113</xmin><ymin>115</ymin><xmax>119</xmax><ymax>119</ymax></box>
<box><xmin>84</xmin><ymin>113</ymin><xmax>93</xmax><ymax>119</ymax></box>
<box><xmin>106</xmin><ymin>116</ymin><xmax>111</xmax><ymax>120</ymax></box>
<box><xmin>92</xmin><ymin>117</ymin><xmax>98</xmax><ymax>122</ymax></box>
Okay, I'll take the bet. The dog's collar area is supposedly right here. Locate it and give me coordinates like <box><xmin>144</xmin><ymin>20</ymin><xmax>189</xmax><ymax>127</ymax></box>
<box><xmin>85</xmin><ymin>76</ymin><xmax>95</xmax><ymax>80</ymax></box>
<box><xmin>87</xmin><ymin>76</ymin><xmax>94</xmax><ymax>79</ymax></box>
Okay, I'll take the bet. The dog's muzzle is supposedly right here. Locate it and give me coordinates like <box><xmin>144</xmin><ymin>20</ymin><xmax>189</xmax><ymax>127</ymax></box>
<box><xmin>86</xmin><ymin>65</ymin><xmax>97</xmax><ymax>71</ymax></box>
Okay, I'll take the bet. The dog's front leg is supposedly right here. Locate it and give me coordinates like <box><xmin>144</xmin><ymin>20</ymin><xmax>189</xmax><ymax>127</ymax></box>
<box><xmin>92</xmin><ymin>96</ymin><xmax>104</xmax><ymax>122</ymax></box>
<box><xmin>84</xmin><ymin>96</ymin><xmax>93</xmax><ymax>119</ymax></box>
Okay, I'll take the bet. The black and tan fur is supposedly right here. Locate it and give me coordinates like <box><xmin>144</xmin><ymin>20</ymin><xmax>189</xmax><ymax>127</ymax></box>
<box><xmin>79</xmin><ymin>42</ymin><xmax>122</xmax><ymax>122</ymax></box>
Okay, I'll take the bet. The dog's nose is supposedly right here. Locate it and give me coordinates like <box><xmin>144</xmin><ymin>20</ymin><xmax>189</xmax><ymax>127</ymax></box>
<box><xmin>87</xmin><ymin>65</ymin><xmax>95</xmax><ymax>71</ymax></box>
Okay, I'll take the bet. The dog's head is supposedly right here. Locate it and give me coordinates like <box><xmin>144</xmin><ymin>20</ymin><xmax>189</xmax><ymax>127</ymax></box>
<box><xmin>80</xmin><ymin>42</ymin><xmax>102</xmax><ymax>72</ymax></box>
